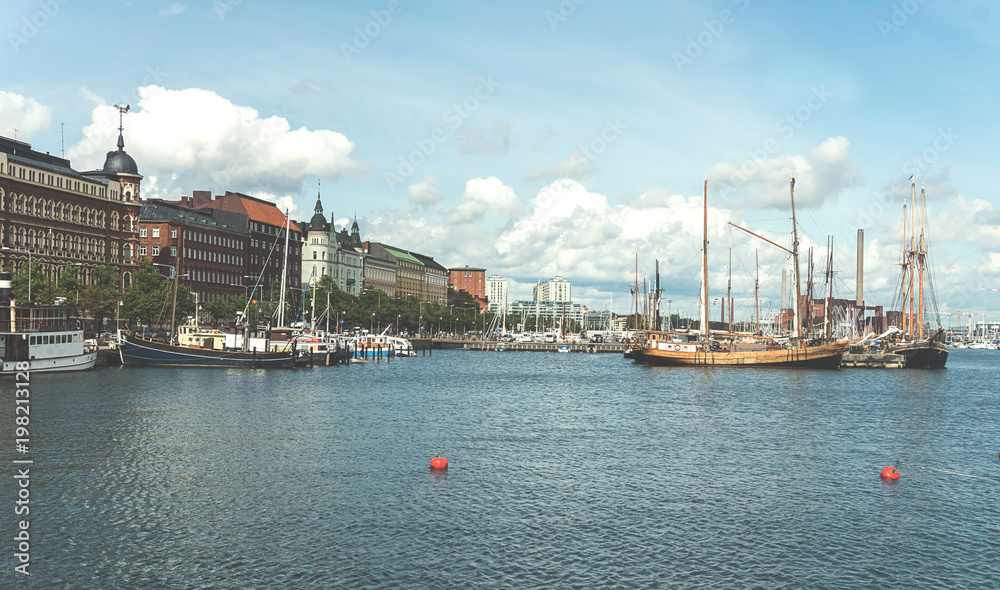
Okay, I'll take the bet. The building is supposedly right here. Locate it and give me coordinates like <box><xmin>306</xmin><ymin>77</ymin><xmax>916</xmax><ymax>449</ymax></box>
<box><xmin>331</xmin><ymin>218</ymin><xmax>363</xmax><ymax>296</ymax></box>
<box><xmin>486</xmin><ymin>275</ymin><xmax>508</xmax><ymax>315</ymax></box>
<box><xmin>413</xmin><ymin>252</ymin><xmax>448</xmax><ymax>305</ymax></box>
<box><xmin>299</xmin><ymin>190</ymin><xmax>337</xmax><ymax>289</ymax></box>
<box><xmin>449</xmin><ymin>266</ymin><xmax>486</xmax><ymax>299</ymax></box>
<box><xmin>533</xmin><ymin>276</ymin><xmax>571</xmax><ymax>302</ymax></box>
<box><xmin>137</xmin><ymin>200</ymin><xmax>248</xmax><ymax>304</ymax></box>
<box><xmin>508</xmin><ymin>300</ymin><xmax>585</xmax><ymax>327</ymax></box>
<box><xmin>362</xmin><ymin>241</ymin><xmax>397</xmax><ymax>296</ymax></box>
<box><xmin>190</xmin><ymin>190</ymin><xmax>303</xmax><ymax>302</ymax></box>
<box><xmin>0</xmin><ymin>121</ymin><xmax>142</xmax><ymax>293</ymax></box>
<box><xmin>584</xmin><ymin>309</ymin><xmax>612</xmax><ymax>331</ymax></box>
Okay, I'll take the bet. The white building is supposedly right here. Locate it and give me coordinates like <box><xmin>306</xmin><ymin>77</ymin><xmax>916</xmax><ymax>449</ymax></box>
<box><xmin>509</xmin><ymin>300</ymin><xmax>585</xmax><ymax>326</ymax></box>
<box><xmin>532</xmin><ymin>276</ymin><xmax>571</xmax><ymax>302</ymax></box>
<box><xmin>486</xmin><ymin>275</ymin><xmax>508</xmax><ymax>315</ymax></box>
<box><xmin>299</xmin><ymin>192</ymin><xmax>362</xmax><ymax>296</ymax></box>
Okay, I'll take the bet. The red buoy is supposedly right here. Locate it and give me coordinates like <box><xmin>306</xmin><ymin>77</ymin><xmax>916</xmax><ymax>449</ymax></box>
<box><xmin>430</xmin><ymin>457</ymin><xmax>448</xmax><ymax>470</ymax></box>
<box><xmin>880</xmin><ymin>466</ymin><xmax>900</xmax><ymax>480</ymax></box>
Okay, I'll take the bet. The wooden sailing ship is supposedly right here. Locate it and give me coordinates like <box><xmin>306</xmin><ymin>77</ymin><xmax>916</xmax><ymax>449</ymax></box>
<box><xmin>639</xmin><ymin>176</ymin><xmax>850</xmax><ymax>368</ymax></box>
<box><xmin>887</xmin><ymin>180</ymin><xmax>947</xmax><ymax>368</ymax></box>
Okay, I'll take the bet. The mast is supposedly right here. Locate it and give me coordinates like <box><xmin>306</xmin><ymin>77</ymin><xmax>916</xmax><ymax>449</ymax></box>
<box><xmin>790</xmin><ymin>175</ymin><xmax>802</xmax><ymax>339</ymax></box>
<box><xmin>726</xmin><ymin>248</ymin><xmax>732</xmax><ymax>333</ymax></box>
<box><xmin>278</xmin><ymin>211</ymin><xmax>291</xmax><ymax>327</ymax></box>
<box><xmin>825</xmin><ymin>235</ymin><xmax>834</xmax><ymax>339</ymax></box>
<box><xmin>701</xmin><ymin>176</ymin><xmax>710</xmax><ymax>339</ymax></box>
<box><xmin>901</xmin><ymin>201</ymin><xmax>909</xmax><ymax>335</ymax></box>
<box><xmin>168</xmin><ymin>228</ymin><xmax>185</xmax><ymax>343</ymax></box>
<box><xmin>908</xmin><ymin>180</ymin><xmax>916</xmax><ymax>339</ymax></box>
<box><xmin>918</xmin><ymin>184</ymin><xmax>926</xmax><ymax>339</ymax></box>
<box><xmin>806</xmin><ymin>247</ymin><xmax>814</xmax><ymax>336</ymax></box>
<box><xmin>754</xmin><ymin>249</ymin><xmax>760</xmax><ymax>336</ymax></box>
<box><xmin>310</xmin><ymin>273</ymin><xmax>317</xmax><ymax>334</ymax></box>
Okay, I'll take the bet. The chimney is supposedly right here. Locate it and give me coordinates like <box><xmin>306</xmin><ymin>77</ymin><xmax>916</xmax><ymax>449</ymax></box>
<box><xmin>193</xmin><ymin>190</ymin><xmax>212</xmax><ymax>208</ymax></box>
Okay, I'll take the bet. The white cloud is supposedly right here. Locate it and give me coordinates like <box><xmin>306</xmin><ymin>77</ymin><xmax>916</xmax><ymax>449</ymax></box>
<box><xmin>159</xmin><ymin>3</ymin><xmax>186</xmax><ymax>16</ymax></box>
<box><xmin>0</xmin><ymin>91</ymin><xmax>52</xmax><ymax>140</ymax></box>
<box><xmin>407</xmin><ymin>176</ymin><xmax>442</xmax><ymax>207</ymax></box>
<box><xmin>445</xmin><ymin>177</ymin><xmax>521</xmax><ymax>224</ymax></box>
<box><xmin>67</xmin><ymin>85</ymin><xmax>368</xmax><ymax>206</ymax></box>
<box><xmin>522</xmin><ymin>152</ymin><xmax>591</xmax><ymax>182</ymax></box>
<box><xmin>709</xmin><ymin>136</ymin><xmax>864</xmax><ymax>208</ymax></box>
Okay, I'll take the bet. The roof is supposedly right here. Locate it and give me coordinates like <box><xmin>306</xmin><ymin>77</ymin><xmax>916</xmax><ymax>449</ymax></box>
<box><xmin>0</xmin><ymin>136</ymin><xmax>109</xmax><ymax>185</ymax></box>
<box><xmin>448</xmin><ymin>266</ymin><xmax>486</xmax><ymax>273</ymax></box>
<box><xmin>140</xmin><ymin>200</ymin><xmax>248</xmax><ymax>235</ymax></box>
<box><xmin>411</xmin><ymin>252</ymin><xmax>447</xmax><ymax>272</ymax></box>
<box><xmin>381</xmin><ymin>245</ymin><xmax>422</xmax><ymax>265</ymax></box>
<box><xmin>197</xmin><ymin>191</ymin><xmax>301</xmax><ymax>232</ymax></box>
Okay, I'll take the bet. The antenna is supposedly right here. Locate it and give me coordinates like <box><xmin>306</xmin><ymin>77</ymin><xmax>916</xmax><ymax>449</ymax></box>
<box><xmin>61</xmin><ymin>123</ymin><xmax>65</xmax><ymax>157</ymax></box>
<box><xmin>113</xmin><ymin>104</ymin><xmax>130</xmax><ymax>132</ymax></box>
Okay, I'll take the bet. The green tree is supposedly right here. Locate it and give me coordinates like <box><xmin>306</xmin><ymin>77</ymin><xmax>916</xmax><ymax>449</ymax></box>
<box><xmin>80</xmin><ymin>265</ymin><xmax>120</xmax><ymax>330</ymax></box>
<box><xmin>10</xmin><ymin>259</ymin><xmax>51</xmax><ymax>303</ymax></box>
<box><xmin>203</xmin><ymin>294</ymin><xmax>247</xmax><ymax>326</ymax></box>
<box><xmin>122</xmin><ymin>261</ymin><xmax>194</xmax><ymax>331</ymax></box>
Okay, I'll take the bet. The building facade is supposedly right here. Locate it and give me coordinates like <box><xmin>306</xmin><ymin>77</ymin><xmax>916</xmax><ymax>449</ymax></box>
<box><xmin>0</xmin><ymin>130</ymin><xmax>142</xmax><ymax>294</ymax></box>
<box><xmin>362</xmin><ymin>241</ymin><xmax>397</xmax><ymax>296</ymax></box>
<box><xmin>190</xmin><ymin>190</ymin><xmax>303</xmax><ymax>302</ymax></box>
<box><xmin>448</xmin><ymin>266</ymin><xmax>486</xmax><ymax>299</ymax></box>
<box><xmin>486</xmin><ymin>275</ymin><xmax>508</xmax><ymax>315</ymax></box>
<box><xmin>533</xmin><ymin>276</ymin><xmax>571</xmax><ymax>302</ymax></box>
<box><xmin>138</xmin><ymin>200</ymin><xmax>248</xmax><ymax>304</ymax></box>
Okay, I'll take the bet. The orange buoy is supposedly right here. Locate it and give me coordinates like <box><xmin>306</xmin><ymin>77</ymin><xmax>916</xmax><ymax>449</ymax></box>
<box><xmin>880</xmin><ymin>466</ymin><xmax>900</xmax><ymax>480</ymax></box>
<box><xmin>430</xmin><ymin>457</ymin><xmax>448</xmax><ymax>470</ymax></box>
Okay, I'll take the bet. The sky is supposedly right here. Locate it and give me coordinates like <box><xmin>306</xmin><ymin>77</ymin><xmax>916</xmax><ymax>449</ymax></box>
<box><xmin>3</xmin><ymin>0</ymin><xmax>1000</xmax><ymax>325</ymax></box>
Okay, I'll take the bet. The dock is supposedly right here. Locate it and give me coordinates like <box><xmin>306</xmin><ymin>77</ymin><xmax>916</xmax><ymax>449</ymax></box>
<box><xmin>841</xmin><ymin>352</ymin><xmax>905</xmax><ymax>368</ymax></box>
<box><xmin>432</xmin><ymin>339</ymin><xmax>627</xmax><ymax>353</ymax></box>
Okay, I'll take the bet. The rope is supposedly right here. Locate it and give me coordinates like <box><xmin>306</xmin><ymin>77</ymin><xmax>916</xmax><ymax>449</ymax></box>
<box><xmin>916</xmin><ymin>466</ymin><xmax>1000</xmax><ymax>481</ymax></box>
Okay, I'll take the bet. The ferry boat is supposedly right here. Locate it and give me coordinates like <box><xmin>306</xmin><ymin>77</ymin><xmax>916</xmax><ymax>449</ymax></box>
<box><xmin>0</xmin><ymin>272</ymin><xmax>96</xmax><ymax>375</ymax></box>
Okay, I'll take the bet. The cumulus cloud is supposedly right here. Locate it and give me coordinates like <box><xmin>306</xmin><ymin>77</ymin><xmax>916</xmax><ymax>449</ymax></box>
<box><xmin>67</xmin><ymin>85</ymin><xmax>368</xmax><ymax>210</ymax></box>
<box><xmin>445</xmin><ymin>177</ymin><xmax>521</xmax><ymax>224</ymax></box>
<box><xmin>709</xmin><ymin>136</ymin><xmax>864</xmax><ymax>208</ymax></box>
<box><xmin>522</xmin><ymin>152</ymin><xmax>591</xmax><ymax>183</ymax></box>
<box><xmin>407</xmin><ymin>176</ymin><xmax>443</xmax><ymax>207</ymax></box>
<box><xmin>0</xmin><ymin>91</ymin><xmax>52</xmax><ymax>140</ymax></box>
<box><xmin>455</xmin><ymin>120</ymin><xmax>513</xmax><ymax>155</ymax></box>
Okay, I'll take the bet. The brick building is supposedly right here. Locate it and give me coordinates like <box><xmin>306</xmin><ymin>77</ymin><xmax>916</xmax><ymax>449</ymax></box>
<box><xmin>138</xmin><ymin>200</ymin><xmax>249</xmax><ymax>303</ymax></box>
<box><xmin>0</xmin><ymin>127</ymin><xmax>142</xmax><ymax>293</ymax></box>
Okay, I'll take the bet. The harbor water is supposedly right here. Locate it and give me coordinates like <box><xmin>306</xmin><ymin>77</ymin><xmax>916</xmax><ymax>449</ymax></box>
<box><xmin>3</xmin><ymin>350</ymin><xmax>999</xmax><ymax>588</ymax></box>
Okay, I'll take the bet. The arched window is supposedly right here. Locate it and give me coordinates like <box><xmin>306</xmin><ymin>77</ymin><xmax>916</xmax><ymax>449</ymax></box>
<box><xmin>34</xmin><ymin>199</ymin><xmax>42</xmax><ymax>216</ymax></box>
<box><xmin>0</xmin><ymin>188</ymin><xmax>6</xmax><ymax>210</ymax></box>
<box><xmin>123</xmin><ymin>244</ymin><xmax>131</xmax><ymax>260</ymax></box>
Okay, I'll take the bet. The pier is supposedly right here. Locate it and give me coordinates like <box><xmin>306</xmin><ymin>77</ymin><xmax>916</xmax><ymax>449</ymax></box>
<box><xmin>430</xmin><ymin>339</ymin><xmax>628</xmax><ymax>353</ymax></box>
<box><xmin>841</xmin><ymin>352</ymin><xmax>905</xmax><ymax>368</ymax></box>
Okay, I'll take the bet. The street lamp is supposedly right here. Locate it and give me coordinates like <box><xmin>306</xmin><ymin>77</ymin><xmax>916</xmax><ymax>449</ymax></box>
<box><xmin>117</xmin><ymin>300</ymin><xmax>123</xmax><ymax>332</ymax></box>
<box><xmin>371</xmin><ymin>311</ymin><xmax>375</xmax><ymax>334</ymax></box>
<box><xmin>2</xmin><ymin>247</ymin><xmax>31</xmax><ymax>302</ymax></box>
<box><xmin>397</xmin><ymin>314</ymin><xmax>401</xmax><ymax>334</ymax></box>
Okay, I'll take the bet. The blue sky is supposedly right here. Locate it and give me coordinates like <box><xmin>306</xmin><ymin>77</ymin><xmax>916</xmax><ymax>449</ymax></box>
<box><xmin>4</xmin><ymin>0</ymin><xmax>999</xmax><ymax>325</ymax></box>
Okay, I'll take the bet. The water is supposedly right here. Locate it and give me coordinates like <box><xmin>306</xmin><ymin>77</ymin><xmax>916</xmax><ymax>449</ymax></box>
<box><xmin>3</xmin><ymin>350</ymin><xmax>999</xmax><ymax>588</ymax></box>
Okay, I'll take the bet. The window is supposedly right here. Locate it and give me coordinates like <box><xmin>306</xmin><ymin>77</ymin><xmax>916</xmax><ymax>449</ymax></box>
<box><xmin>152</xmin><ymin>228</ymin><xmax>160</xmax><ymax>238</ymax></box>
<box><xmin>152</xmin><ymin>246</ymin><xmax>159</xmax><ymax>256</ymax></box>
<box><xmin>123</xmin><ymin>244</ymin><xmax>131</xmax><ymax>259</ymax></box>
<box><xmin>170</xmin><ymin>228</ymin><xmax>177</xmax><ymax>238</ymax></box>
<box><xmin>139</xmin><ymin>245</ymin><xmax>147</xmax><ymax>256</ymax></box>
<box><xmin>170</xmin><ymin>246</ymin><xmax>177</xmax><ymax>256</ymax></box>
<box><xmin>140</xmin><ymin>227</ymin><xmax>147</xmax><ymax>237</ymax></box>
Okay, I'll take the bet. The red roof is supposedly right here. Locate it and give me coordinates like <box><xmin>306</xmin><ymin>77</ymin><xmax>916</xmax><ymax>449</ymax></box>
<box><xmin>196</xmin><ymin>191</ymin><xmax>301</xmax><ymax>232</ymax></box>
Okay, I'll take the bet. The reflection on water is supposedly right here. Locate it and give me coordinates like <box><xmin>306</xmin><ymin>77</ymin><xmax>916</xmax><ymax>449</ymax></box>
<box><xmin>3</xmin><ymin>350</ymin><xmax>999</xmax><ymax>588</ymax></box>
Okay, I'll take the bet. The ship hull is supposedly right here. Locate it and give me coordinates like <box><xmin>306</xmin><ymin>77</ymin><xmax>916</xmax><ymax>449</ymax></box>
<box><xmin>120</xmin><ymin>335</ymin><xmax>294</xmax><ymax>368</ymax></box>
<box><xmin>641</xmin><ymin>341</ymin><xmax>848</xmax><ymax>369</ymax></box>
<box><xmin>891</xmin><ymin>340</ymin><xmax>948</xmax><ymax>368</ymax></box>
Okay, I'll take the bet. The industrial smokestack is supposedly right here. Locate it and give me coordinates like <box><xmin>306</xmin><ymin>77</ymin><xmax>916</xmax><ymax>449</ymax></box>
<box><xmin>856</xmin><ymin>229</ymin><xmax>864</xmax><ymax>308</ymax></box>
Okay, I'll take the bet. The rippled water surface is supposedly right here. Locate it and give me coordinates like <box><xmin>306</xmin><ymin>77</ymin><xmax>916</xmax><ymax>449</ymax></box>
<box><xmin>4</xmin><ymin>350</ymin><xmax>1000</xmax><ymax>588</ymax></box>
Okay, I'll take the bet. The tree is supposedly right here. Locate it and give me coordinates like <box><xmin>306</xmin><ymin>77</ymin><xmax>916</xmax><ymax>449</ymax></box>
<box><xmin>203</xmin><ymin>294</ymin><xmax>247</xmax><ymax>326</ymax></box>
<box><xmin>79</xmin><ymin>265</ymin><xmax>120</xmax><ymax>330</ymax></box>
<box><xmin>10</xmin><ymin>259</ymin><xmax>51</xmax><ymax>303</ymax></box>
<box><xmin>121</xmin><ymin>260</ymin><xmax>194</xmax><ymax>331</ymax></box>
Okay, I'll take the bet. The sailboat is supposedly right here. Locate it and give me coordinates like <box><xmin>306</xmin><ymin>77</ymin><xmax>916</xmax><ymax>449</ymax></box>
<box><xmin>887</xmin><ymin>180</ymin><xmax>948</xmax><ymax>368</ymax></box>
<box><xmin>639</xmin><ymin>176</ymin><xmax>850</xmax><ymax>368</ymax></box>
<box><xmin>119</xmin><ymin>221</ymin><xmax>295</xmax><ymax>369</ymax></box>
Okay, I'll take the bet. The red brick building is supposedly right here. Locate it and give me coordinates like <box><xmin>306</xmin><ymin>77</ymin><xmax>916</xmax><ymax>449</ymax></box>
<box><xmin>138</xmin><ymin>200</ymin><xmax>249</xmax><ymax>304</ymax></box>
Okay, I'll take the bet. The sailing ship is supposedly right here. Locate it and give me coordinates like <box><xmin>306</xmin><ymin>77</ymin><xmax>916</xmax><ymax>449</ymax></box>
<box><xmin>119</xmin><ymin>219</ymin><xmax>295</xmax><ymax>368</ymax></box>
<box><xmin>887</xmin><ymin>180</ymin><xmax>948</xmax><ymax>368</ymax></box>
<box><xmin>639</xmin><ymin>176</ymin><xmax>850</xmax><ymax>368</ymax></box>
<box><xmin>0</xmin><ymin>272</ymin><xmax>97</xmax><ymax>375</ymax></box>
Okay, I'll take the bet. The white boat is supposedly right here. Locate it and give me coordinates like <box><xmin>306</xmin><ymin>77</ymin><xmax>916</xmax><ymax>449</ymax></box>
<box><xmin>345</xmin><ymin>331</ymin><xmax>417</xmax><ymax>357</ymax></box>
<box><xmin>0</xmin><ymin>272</ymin><xmax>96</xmax><ymax>375</ymax></box>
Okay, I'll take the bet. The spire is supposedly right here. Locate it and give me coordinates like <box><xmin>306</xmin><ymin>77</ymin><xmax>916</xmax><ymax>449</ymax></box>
<box><xmin>114</xmin><ymin>104</ymin><xmax>129</xmax><ymax>151</ymax></box>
